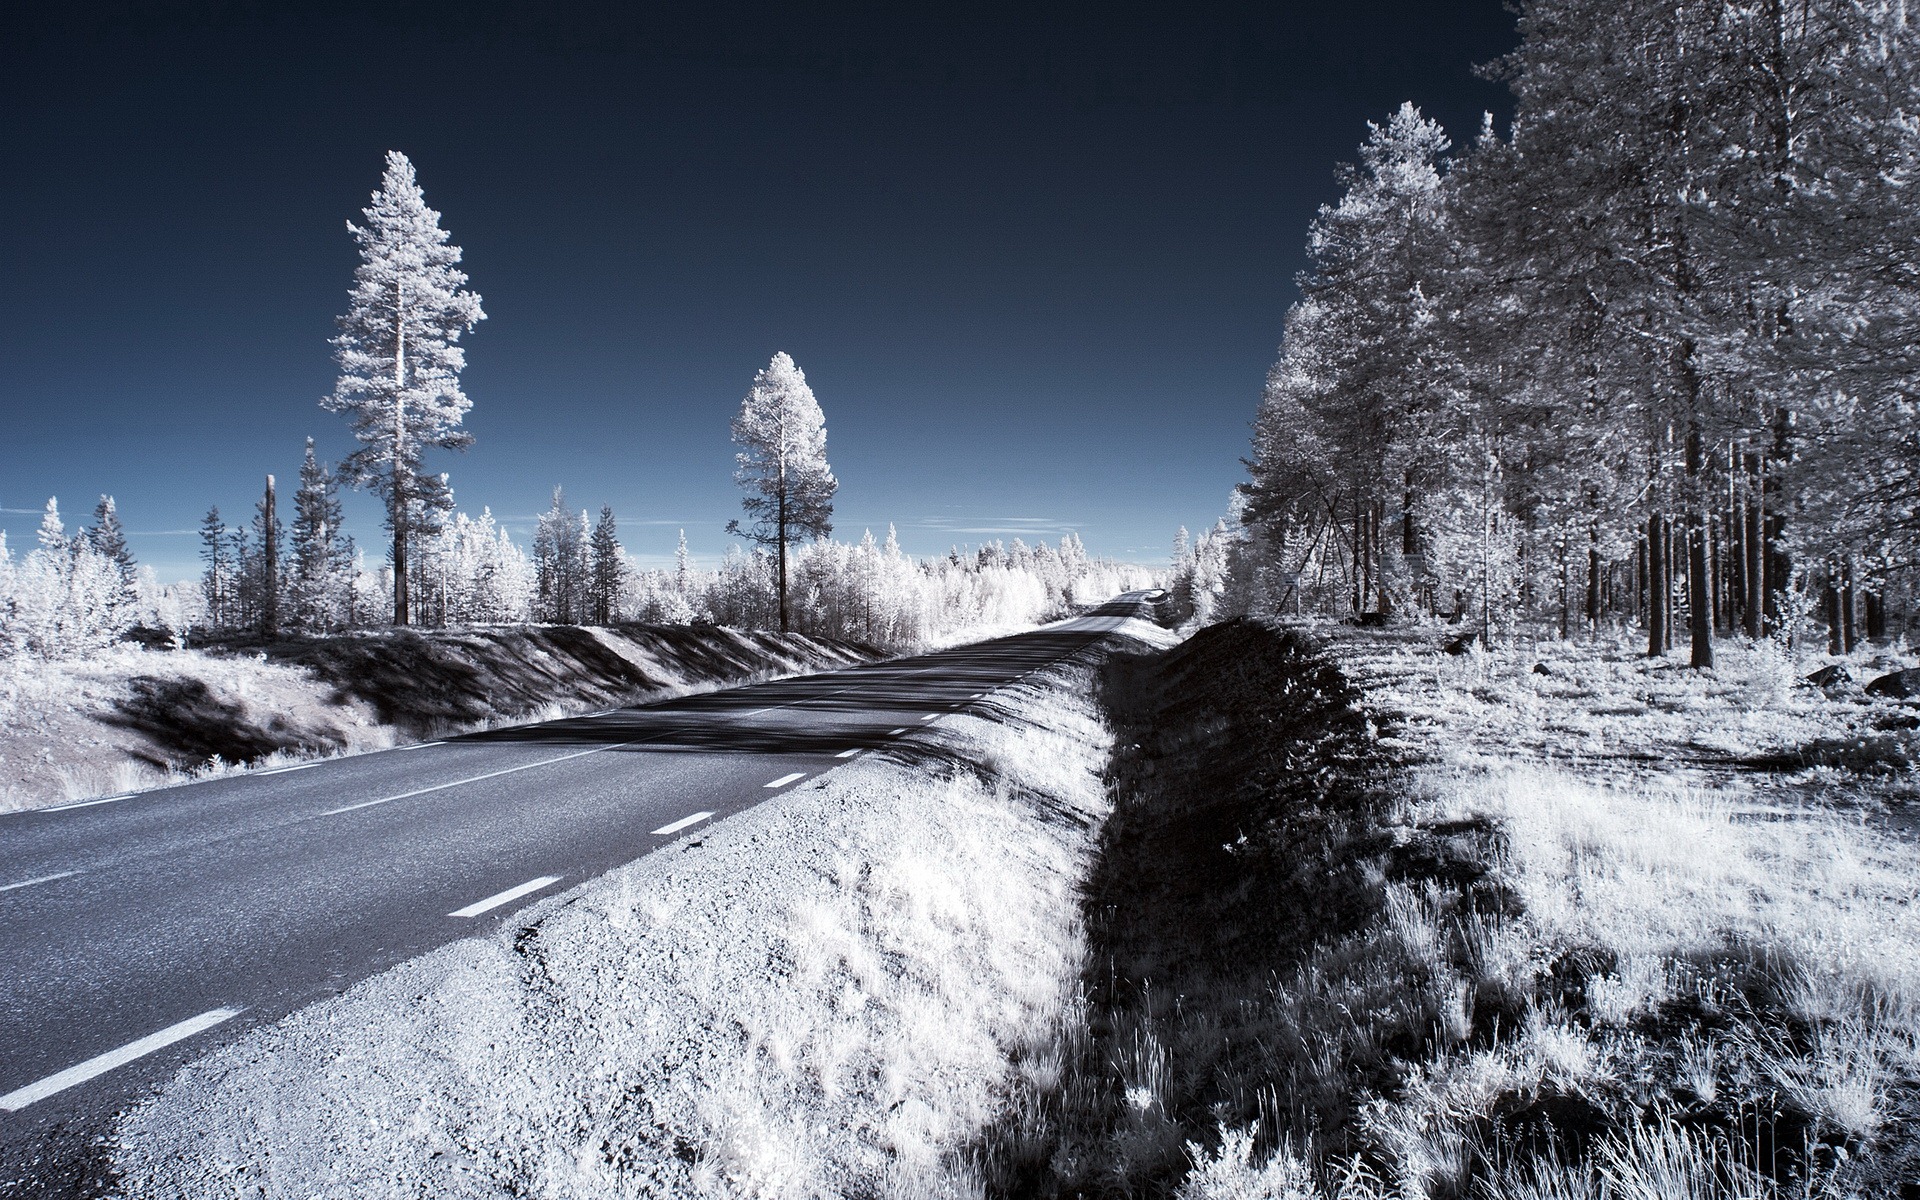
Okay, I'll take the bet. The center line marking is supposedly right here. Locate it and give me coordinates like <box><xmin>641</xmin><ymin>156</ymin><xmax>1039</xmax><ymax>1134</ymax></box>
<box><xmin>652</xmin><ymin>811</ymin><xmax>714</xmax><ymax>836</ymax></box>
<box><xmin>765</xmin><ymin>772</ymin><xmax>806</xmax><ymax>789</ymax></box>
<box><xmin>321</xmin><ymin>742</ymin><xmax>635</xmax><ymax>817</ymax></box>
<box><xmin>449</xmin><ymin>875</ymin><xmax>563</xmax><ymax>918</ymax></box>
<box><xmin>0</xmin><ymin>1006</ymin><xmax>244</xmax><ymax>1112</ymax></box>
<box><xmin>834</xmin><ymin>748</ymin><xmax>862</xmax><ymax>758</ymax></box>
<box><xmin>0</xmin><ymin>870</ymin><xmax>78</xmax><ymax>894</ymax></box>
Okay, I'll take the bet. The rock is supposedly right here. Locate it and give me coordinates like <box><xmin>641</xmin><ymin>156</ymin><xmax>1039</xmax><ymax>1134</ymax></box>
<box><xmin>1802</xmin><ymin>664</ymin><xmax>1851</xmax><ymax>690</ymax></box>
<box><xmin>1356</xmin><ymin>611</ymin><xmax>1394</xmax><ymax>628</ymax></box>
<box><xmin>1443</xmin><ymin>632</ymin><xmax>1479</xmax><ymax>656</ymax></box>
<box><xmin>1533</xmin><ymin>663</ymin><xmax>1553</xmax><ymax>677</ymax></box>
<box><xmin>1865</xmin><ymin>669</ymin><xmax>1920</xmax><ymax>699</ymax></box>
<box><xmin>120</xmin><ymin>625</ymin><xmax>177</xmax><ymax>650</ymax></box>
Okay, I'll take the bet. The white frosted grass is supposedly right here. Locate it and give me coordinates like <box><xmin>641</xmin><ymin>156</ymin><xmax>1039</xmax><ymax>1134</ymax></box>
<box><xmin>111</xmin><ymin>631</ymin><xmax>1164</xmax><ymax>1199</ymax></box>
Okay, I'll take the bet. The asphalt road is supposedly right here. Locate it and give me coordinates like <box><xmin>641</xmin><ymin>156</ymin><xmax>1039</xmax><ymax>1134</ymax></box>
<box><xmin>0</xmin><ymin>594</ymin><xmax>1156</xmax><ymax>1197</ymax></box>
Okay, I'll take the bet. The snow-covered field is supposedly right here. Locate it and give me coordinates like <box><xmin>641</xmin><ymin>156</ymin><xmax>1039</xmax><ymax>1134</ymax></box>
<box><xmin>1232</xmin><ymin>626</ymin><xmax>1920</xmax><ymax>1198</ymax></box>
<box><xmin>0</xmin><ymin>624</ymin><xmax>878</xmax><ymax>813</ymax></box>
<box><xmin>111</xmin><ymin>617</ymin><xmax>1175</xmax><ymax>1199</ymax></box>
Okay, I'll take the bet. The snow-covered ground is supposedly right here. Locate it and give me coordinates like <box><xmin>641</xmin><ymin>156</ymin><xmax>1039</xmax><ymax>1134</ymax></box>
<box><xmin>1216</xmin><ymin>625</ymin><xmax>1920</xmax><ymax>1198</ymax></box>
<box><xmin>0</xmin><ymin>625</ymin><xmax>878</xmax><ymax>813</ymax></box>
<box><xmin>111</xmin><ymin>617</ymin><xmax>1176</xmax><ymax>1199</ymax></box>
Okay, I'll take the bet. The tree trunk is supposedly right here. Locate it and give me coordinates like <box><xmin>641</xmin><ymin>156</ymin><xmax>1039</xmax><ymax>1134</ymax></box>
<box><xmin>1764</xmin><ymin>409</ymin><xmax>1791</xmax><ymax>630</ymax></box>
<box><xmin>1743</xmin><ymin>451</ymin><xmax>1764</xmax><ymax>638</ymax></box>
<box><xmin>1587</xmin><ymin>526</ymin><xmax>1602</xmax><ymax>639</ymax></box>
<box><xmin>262</xmin><ymin>475</ymin><xmax>279</xmax><ymax>639</ymax></box>
<box><xmin>776</xmin><ymin>485</ymin><xmax>789</xmax><ymax>633</ymax></box>
<box><xmin>1840</xmin><ymin>560</ymin><xmax>1856</xmax><ymax>653</ymax></box>
<box><xmin>1676</xmin><ymin>416</ymin><xmax>1709</xmax><ymax>666</ymax></box>
<box><xmin>1647</xmin><ymin>512</ymin><xmax>1666</xmax><ymax>657</ymax></box>
<box><xmin>1826</xmin><ymin>567</ymin><xmax>1843</xmax><ymax>655</ymax></box>
<box><xmin>391</xmin><ymin>472</ymin><xmax>409</xmax><ymax>627</ymax></box>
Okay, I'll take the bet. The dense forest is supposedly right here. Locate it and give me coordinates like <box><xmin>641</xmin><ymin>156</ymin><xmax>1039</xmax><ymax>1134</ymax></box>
<box><xmin>1190</xmin><ymin>0</ymin><xmax>1920</xmax><ymax>668</ymax></box>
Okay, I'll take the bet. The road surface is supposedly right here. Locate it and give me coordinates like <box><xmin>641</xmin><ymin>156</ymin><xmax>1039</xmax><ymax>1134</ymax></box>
<box><xmin>0</xmin><ymin>595</ymin><xmax>1155</xmax><ymax>1197</ymax></box>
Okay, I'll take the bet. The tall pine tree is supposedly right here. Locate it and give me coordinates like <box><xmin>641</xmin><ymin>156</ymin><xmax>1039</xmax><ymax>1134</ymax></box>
<box><xmin>323</xmin><ymin>151</ymin><xmax>484</xmax><ymax>627</ymax></box>
<box><xmin>726</xmin><ymin>352</ymin><xmax>837</xmax><ymax>632</ymax></box>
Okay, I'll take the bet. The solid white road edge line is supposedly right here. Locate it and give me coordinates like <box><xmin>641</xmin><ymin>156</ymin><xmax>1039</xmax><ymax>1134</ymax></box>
<box><xmin>764</xmin><ymin>772</ymin><xmax>806</xmax><ymax>789</ymax></box>
<box><xmin>38</xmin><ymin>794</ymin><xmax>133</xmax><ymax>813</ymax></box>
<box><xmin>448</xmin><ymin>875</ymin><xmax>563</xmax><ymax>918</ymax></box>
<box><xmin>255</xmin><ymin>763</ymin><xmax>320</xmax><ymax>776</ymax></box>
<box><xmin>651</xmin><ymin>811</ymin><xmax>715</xmax><ymax>836</ymax></box>
<box><xmin>0</xmin><ymin>1006</ymin><xmax>244</xmax><ymax>1112</ymax></box>
<box><xmin>321</xmin><ymin>743</ymin><xmax>634</xmax><ymax>817</ymax></box>
<box><xmin>834</xmin><ymin>748</ymin><xmax>862</xmax><ymax>758</ymax></box>
<box><xmin>0</xmin><ymin>870</ymin><xmax>78</xmax><ymax>894</ymax></box>
<box><xmin>396</xmin><ymin>741</ymin><xmax>447</xmax><ymax>752</ymax></box>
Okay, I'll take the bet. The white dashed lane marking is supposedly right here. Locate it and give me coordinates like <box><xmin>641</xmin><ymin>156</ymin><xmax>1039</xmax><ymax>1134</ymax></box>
<box><xmin>834</xmin><ymin>748</ymin><xmax>862</xmax><ymax>759</ymax></box>
<box><xmin>764</xmin><ymin>772</ymin><xmax>806</xmax><ymax>789</ymax></box>
<box><xmin>0</xmin><ymin>1006</ymin><xmax>244</xmax><ymax>1112</ymax></box>
<box><xmin>651</xmin><ymin>811</ymin><xmax>714</xmax><ymax>836</ymax></box>
<box><xmin>448</xmin><ymin>876</ymin><xmax>563</xmax><ymax>918</ymax></box>
<box><xmin>0</xmin><ymin>871</ymin><xmax>78</xmax><ymax>894</ymax></box>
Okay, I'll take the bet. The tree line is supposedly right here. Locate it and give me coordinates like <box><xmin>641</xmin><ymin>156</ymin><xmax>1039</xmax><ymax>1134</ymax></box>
<box><xmin>1</xmin><ymin>151</ymin><xmax>1146</xmax><ymax>657</ymax></box>
<box><xmin>1212</xmin><ymin>0</ymin><xmax>1920</xmax><ymax>667</ymax></box>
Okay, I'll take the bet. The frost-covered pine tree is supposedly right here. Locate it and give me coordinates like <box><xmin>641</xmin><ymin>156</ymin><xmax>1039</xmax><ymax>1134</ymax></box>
<box><xmin>533</xmin><ymin>487</ymin><xmax>587</xmax><ymax>623</ymax></box>
<box><xmin>290</xmin><ymin>438</ymin><xmax>353</xmax><ymax>632</ymax></box>
<box><xmin>87</xmin><ymin>495</ymin><xmax>138</xmax><ymax>600</ymax></box>
<box><xmin>727</xmin><ymin>352</ymin><xmax>837</xmax><ymax>632</ymax></box>
<box><xmin>323</xmin><ymin>151</ymin><xmax>485</xmax><ymax>627</ymax></box>
<box><xmin>588</xmin><ymin>505</ymin><xmax>623</xmax><ymax>624</ymax></box>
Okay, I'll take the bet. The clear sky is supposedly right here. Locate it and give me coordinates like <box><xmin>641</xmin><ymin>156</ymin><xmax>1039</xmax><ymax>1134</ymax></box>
<box><xmin>0</xmin><ymin>2</ymin><xmax>1516</xmax><ymax>580</ymax></box>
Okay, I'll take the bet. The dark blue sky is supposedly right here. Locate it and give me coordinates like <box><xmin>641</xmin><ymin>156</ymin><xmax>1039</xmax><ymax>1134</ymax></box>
<box><xmin>1</xmin><ymin>2</ymin><xmax>1515</xmax><ymax>580</ymax></box>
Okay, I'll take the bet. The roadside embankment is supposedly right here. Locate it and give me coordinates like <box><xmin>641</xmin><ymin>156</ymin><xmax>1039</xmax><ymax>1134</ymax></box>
<box><xmin>0</xmin><ymin>624</ymin><xmax>878</xmax><ymax>812</ymax></box>
<box><xmin>110</xmin><ymin>618</ymin><xmax>1174</xmax><ymax>1199</ymax></box>
<box><xmin>967</xmin><ymin>618</ymin><xmax>1920</xmax><ymax>1199</ymax></box>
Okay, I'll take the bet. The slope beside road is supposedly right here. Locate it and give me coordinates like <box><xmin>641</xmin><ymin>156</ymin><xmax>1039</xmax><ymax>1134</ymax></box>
<box><xmin>0</xmin><ymin>596</ymin><xmax>1157</xmax><ymax>1198</ymax></box>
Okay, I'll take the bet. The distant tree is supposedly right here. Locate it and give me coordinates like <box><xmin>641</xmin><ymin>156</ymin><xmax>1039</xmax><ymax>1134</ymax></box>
<box><xmin>533</xmin><ymin>487</ymin><xmax>587</xmax><ymax>623</ymax></box>
<box><xmin>674</xmin><ymin>528</ymin><xmax>692</xmax><ymax>597</ymax></box>
<box><xmin>588</xmin><ymin>504</ymin><xmax>623</xmax><ymax>624</ymax></box>
<box><xmin>198</xmin><ymin>507</ymin><xmax>231</xmax><ymax>631</ymax></box>
<box><xmin>253</xmin><ymin>474</ymin><xmax>284</xmax><ymax>637</ymax></box>
<box><xmin>727</xmin><ymin>352</ymin><xmax>837</xmax><ymax>632</ymax></box>
<box><xmin>290</xmin><ymin>438</ymin><xmax>353</xmax><ymax>632</ymax></box>
<box><xmin>322</xmin><ymin>151</ymin><xmax>485</xmax><ymax>627</ymax></box>
<box><xmin>87</xmin><ymin>495</ymin><xmax>138</xmax><ymax>597</ymax></box>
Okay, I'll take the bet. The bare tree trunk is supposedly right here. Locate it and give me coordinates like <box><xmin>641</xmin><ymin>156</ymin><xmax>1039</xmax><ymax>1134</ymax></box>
<box><xmin>1744</xmin><ymin>451</ymin><xmax>1764</xmax><ymax>639</ymax></box>
<box><xmin>1587</xmin><ymin>525</ymin><xmax>1602</xmax><ymax>639</ymax></box>
<box><xmin>1647</xmin><ymin>512</ymin><xmax>1666</xmax><ymax>657</ymax></box>
<box><xmin>1826</xmin><ymin>565</ymin><xmax>1844</xmax><ymax>655</ymax></box>
<box><xmin>1683</xmin><ymin>422</ymin><xmax>1713</xmax><ymax>667</ymax></box>
<box><xmin>1841</xmin><ymin>560</ymin><xmax>1856</xmax><ymax>653</ymax></box>
<box><xmin>1558</xmin><ymin>539</ymin><xmax>1570</xmax><ymax>640</ymax></box>
<box><xmin>1764</xmin><ymin>409</ymin><xmax>1791</xmax><ymax>631</ymax></box>
<box><xmin>262</xmin><ymin>474</ymin><xmax>279</xmax><ymax>639</ymax></box>
<box><xmin>391</xmin><ymin>470</ymin><xmax>409</xmax><ymax>627</ymax></box>
<box><xmin>776</xmin><ymin>486</ymin><xmax>789</xmax><ymax>633</ymax></box>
